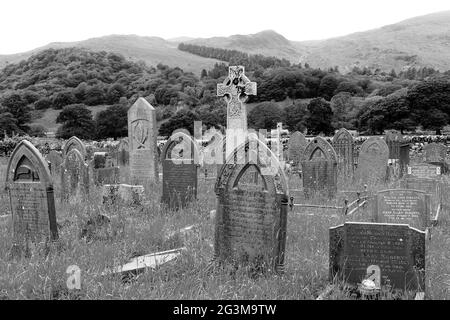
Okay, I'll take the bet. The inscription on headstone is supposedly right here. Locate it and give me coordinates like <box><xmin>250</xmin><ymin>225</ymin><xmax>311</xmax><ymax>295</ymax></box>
<box><xmin>5</xmin><ymin>140</ymin><xmax>58</xmax><ymax>250</ymax></box>
<box><xmin>373</xmin><ymin>189</ymin><xmax>430</xmax><ymax>231</ymax></box>
<box><xmin>330</xmin><ymin>222</ymin><xmax>425</xmax><ymax>292</ymax></box>
<box><xmin>161</xmin><ymin>131</ymin><xmax>199</xmax><ymax>209</ymax></box>
<box><xmin>128</xmin><ymin>98</ymin><xmax>158</xmax><ymax>184</ymax></box>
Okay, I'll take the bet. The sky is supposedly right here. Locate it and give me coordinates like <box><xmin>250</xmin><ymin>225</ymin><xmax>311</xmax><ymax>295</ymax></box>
<box><xmin>0</xmin><ymin>0</ymin><xmax>449</xmax><ymax>54</ymax></box>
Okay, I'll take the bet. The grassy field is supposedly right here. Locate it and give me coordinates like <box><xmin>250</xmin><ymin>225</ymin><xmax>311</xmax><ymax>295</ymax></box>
<box><xmin>0</xmin><ymin>158</ymin><xmax>448</xmax><ymax>300</ymax></box>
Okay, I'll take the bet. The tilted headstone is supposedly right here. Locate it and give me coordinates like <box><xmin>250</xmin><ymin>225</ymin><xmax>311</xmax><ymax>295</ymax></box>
<box><xmin>288</xmin><ymin>131</ymin><xmax>307</xmax><ymax>168</ymax></box>
<box><xmin>332</xmin><ymin>128</ymin><xmax>354</xmax><ymax>175</ymax></box>
<box><xmin>63</xmin><ymin>136</ymin><xmax>87</xmax><ymax>159</ymax></box>
<box><xmin>161</xmin><ymin>131</ymin><xmax>199</xmax><ymax>209</ymax></box>
<box><xmin>128</xmin><ymin>98</ymin><xmax>158</xmax><ymax>185</ymax></box>
<box><xmin>214</xmin><ymin>137</ymin><xmax>288</xmax><ymax>273</ymax></box>
<box><xmin>217</xmin><ymin>66</ymin><xmax>257</xmax><ymax>158</ymax></box>
<box><xmin>60</xmin><ymin>148</ymin><xmax>89</xmax><ymax>201</ymax></box>
<box><xmin>5</xmin><ymin>140</ymin><xmax>58</xmax><ymax>251</ymax></box>
<box><xmin>373</xmin><ymin>189</ymin><xmax>430</xmax><ymax>231</ymax></box>
<box><xmin>46</xmin><ymin>150</ymin><xmax>63</xmax><ymax>176</ymax></box>
<box><xmin>330</xmin><ymin>222</ymin><xmax>425</xmax><ymax>292</ymax></box>
<box><xmin>356</xmin><ymin>137</ymin><xmax>389</xmax><ymax>185</ymax></box>
<box><xmin>301</xmin><ymin>136</ymin><xmax>338</xmax><ymax>198</ymax></box>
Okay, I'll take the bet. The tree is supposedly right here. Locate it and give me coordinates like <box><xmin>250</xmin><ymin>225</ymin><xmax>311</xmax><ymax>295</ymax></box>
<box><xmin>158</xmin><ymin>109</ymin><xmax>199</xmax><ymax>136</ymax></box>
<box><xmin>334</xmin><ymin>81</ymin><xmax>364</xmax><ymax>96</ymax></box>
<box><xmin>318</xmin><ymin>75</ymin><xmax>339</xmax><ymax>100</ymax></box>
<box><xmin>106</xmin><ymin>83</ymin><xmax>126</xmax><ymax>104</ymax></box>
<box><xmin>283</xmin><ymin>101</ymin><xmax>308</xmax><ymax>132</ymax></box>
<box><xmin>1</xmin><ymin>92</ymin><xmax>32</xmax><ymax>132</ymax></box>
<box><xmin>0</xmin><ymin>112</ymin><xmax>20</xmax><ymax>135</ymax></box>
<box><xmin>305</xmin><ymin>98</ymin><xmax>334</xmax><ymax>135</ymax></box>
<box><xmin>56</xmin><ymin>104</ymin><xmax>96</xmax><ymax>139</ymax></box>
<box><xmin>95</xmin><ymin>104</ymin><xmax>128</xmax><ymax>139</ymax></box>
<box><xmin>248</xmin><ymin>102</ymin><xmax>283</xmax><ymax>130</ymax></box>
<box><xmin>52</xmin><ymin>91</ymin><xmax>75</xmax><ymax>109</ymax></box>
<box><xmin>85</xmin><ymin>85</ymin><xmax>105</xmax><ymax>106</ymax></box>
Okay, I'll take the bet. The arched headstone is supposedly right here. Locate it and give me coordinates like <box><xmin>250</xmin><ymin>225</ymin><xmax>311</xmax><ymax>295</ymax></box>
<box><xmin>5</xmin><ymin>140</ymin><xmax>58</xmax><ymax>251</ymax></box>
<box><xmin>356</xmin><ymin>137</ymin><xmax>389</xmax><ymax>185</ymax></box>
<box><xmin>332</xmin><ymin>128</ymin><xmax>354</xmax><ymax>175</ymax></box>
<box><xmin>63</xmin><ymin>136</ymin><xmax>86</xmax><ymax>159</ymax></box>
<box><xmin>301</xmin><ymin>136</ymin><xmax>338</xmax><ymax>198</ymax></box>
<box><xmin>60</xmin><ymin>148</ymin><xmax>89</xmax><ymax>201</ymax></box>
<box><xmin>161</xmin><ymin>131</ymin><xmax>200</xmax><ymax>209</ymax></box>
<box><xmin>214</xmin><ymin>137</ymin><xmax>288</xmax><ymax>273</ymax></box>
<box><xmin>288</xmin><ymin>131</ymin><xmax>307</xmax><ymax>167</ymax></box>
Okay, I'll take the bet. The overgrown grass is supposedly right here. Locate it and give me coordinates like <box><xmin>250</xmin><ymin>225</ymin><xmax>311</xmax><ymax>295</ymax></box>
<box><xmin>0</xmin><ymin>159</ymin><xmax>448</xmax><ymax>300</ymax></box>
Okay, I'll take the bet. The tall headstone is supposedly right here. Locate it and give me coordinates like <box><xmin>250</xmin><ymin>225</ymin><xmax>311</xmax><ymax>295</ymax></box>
<box><xmin>5</xmin><ymin>140</ymin><xmax>58</xmax><ymax>251</ymax></box>
<box><xmin>63</xmin><ymin>136</ymin><xmax>86</xmax><ymax>159</ymax></box>
<box><xmin>301</xmin><ymin>137</ymin><xmax>338</xmax><ymax>198</ymax></box>
<box><xmin>330</xmin><ymin>222</ymin><xmax>425</xmax><ymax>292</ymax></box>
<box><xmin>60</xmin><ymin>148</ymin><xmax>89</xmax><ymax>201</ymax></box>
<box><xmin>128</xmin><ymin>98</ymin><xmax>158</xmax><ymax>185</ymax></box>
<box><xmin>332</xmin><ymin>128</ymin><xmax>354</xmax><ymax>175</ymax></box>
<box><xmin>356</xmin><ymin>137</ymin><xmax>389</xmax><ymax>185</ymax></box>
<box><xmin>214</xmin><ymin>137</ymin><xmax>288</xmax><ymax>273</ymax></box>
<box><xmin>161</xmin><ymin>131</ymin><xmax>199</xmax><ymax>209</ymax></box>
<box><xmin>287</xmin><ymin>131</ymin><xmax>307</xmax><ymax>168</ymax></box>
<box><xmin>373</xmin><ymin>189</ymin><xmax>430</xmax><ymax>231</ymax></box>
<box><xmin>217</xmin><ymin>66</ymin><xmax>256</xmax><ymax>158</ymax></box>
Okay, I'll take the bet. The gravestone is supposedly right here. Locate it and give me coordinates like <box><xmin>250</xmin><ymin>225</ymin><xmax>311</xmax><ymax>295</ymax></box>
<box><xmin>301</xmin><ymin>136</ymin><xmax>338</xmax><ymax>198</ymax></box>
<box><xmin>217</xmin><ymin>66</ymin><xmax>257</xmax><ymax>158</ymax></box>
<box><xmin>5</xmin><ymin>140</ymin><xmax>58</xmax><ymax>252</ymax></box>
<box><xmin>201</xmin><ymin>128</ymin><xmax>225</xmax><ymax>178</ymax></box>
<box><xmin>356</xmin><ymin>137</ymin><xmax>389</xmax><ymax>185</ymax></box>
<box><xmin>288</xmin><ymin>131</ymin><xmax>307</xmax><ymax>168</ymax></box>
<box><xmin>399</xmin><ymin>143</ymin><xmax>410</xmax><ymax>177</ymax></box>
<box><xmin>161</xmin><ymin>131</ymin><xmax>199</xmax><ymax>209</ymax></box>
<box><xmin>385</xmin><ymin>130</ymin><xmax>403</xmax><ymax>160</ymax></box>
<box><xmin>214</xmin><ymin>137</ymin><xmax>288</xmax><ymax>273</ymax></box>
<box><xmin>423</xmin><ymin>143</ymin><xmax>447</xmax><ymax>173</ymax></box>
<box><xmin>46</xmin><ymin>150</ymin><xmax>63</xmax><ymax>176</ymax></box>
<box><xmin>116</xmin><ymin>138</ymin><xmax>129</xmax><ymax>166</ymax></box>
<box><xmin>332</xmin><ymin>128</ymin><xmax>354</xmax><ymax>175</ymax></box>
<box><xmin>128</xmin><ymin>98</ymin><xmax>158</xmax><ymax>185</ymax></box>
<box><xmin>92</xmin><ymin>152</ymin><xmax>120</xmax><ymax>185</ymax></box>
<box><xmin>401</xmin><ymin>178</ymin><xmax>441</xmax><ymax>217</ymax></box>
<box><xmin>60</xmin><ymin>148</ymin><xmax>89</xmax><ymax>201</ymax></box>
<box><xmin>373</xmin><ymin>189</ymin><xmax>430</xmax><ymax>231</ymax></box>
<box><xmin>102</xmin><ymin>184</ymin><xmax>144</xmax><ymax>206</ymax></box>
<box><xmin>63</xmin><ymin>136</ymin><xmax>86</xmax><ymax>159</ymax></box>
<box><xmin>330</xmin><ymin>222</ymin><xmax>425</xmax><ymax>292</ymax></box>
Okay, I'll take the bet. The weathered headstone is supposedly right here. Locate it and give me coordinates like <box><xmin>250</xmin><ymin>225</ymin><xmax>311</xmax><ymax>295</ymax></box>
<box><xmin>214</xmin><ymin>137</ymin><xmax>288</xmax><ymax>273</ymax></box>
<box><xmin>288</xmin><ymin>131</ymin><xmax>307</xmax><ymax>168</ymax></box>
<box><xmin>46</xmin><ymin>150</ymin><xmax>63</xmax><ymax>176</ymax></box>
<box><xmin>217</xmin><ymin>66</ymin><xmax>257</xmax><ymax>158</ymax></box>
<box><xmin>330</xmin><ymin>222</ymin><xmax>425</xmax><ymax>292</ymax></box>
<box><xmin>373</xmin><ymin>189</ymin><xmax>430</xmax><ymax>231</ymax></box>
<box><xmin>91</xmin><ymin>152</ymin><xmax>120</xmax><ymax>185</ymax></box>
<box><xmin>60</xmin><ymin>148</ymin><xmax>89</xmax><ymax>201</ymax></box>
<box><xmin>401</xmin><ymin>177</ymin><xmax>441</xmax><ymax>218</ymax></box>
<box><xmin>161</xmin><ymin>131</ymin><xmax>199</xmax><ymax>209</ymax></box>
<box><xmin>63</xmin><ymin>136</ymin><xmax>86</xmax><ymax>159</ymax></box>
<box><xmin>128</xmin><ymin>98</ymin><xmax>158</xmax><ymax>185</ymax></box>
<box><xmin>116</xmin><ymin>138</ymin><xmax>129</xmax><ymax>166</ymax></box>
<box><xmin>301</xmin><ymin>136</ymin><xmax>338</xmax><ymax>198</ymax></box>
<box><xmin>356</xmin><ymin>137</ymin><xmax>389</xmax><ymax>185</ymax></box>
<box><xmin>332</xmin><ymin>128</ymin><xmax>354</xmax><ymax>175</ymax></box>
<box><xmin>399</xmin><ymin>143</ymin><xmax>410</xmax><ymax>177</ymax></box>
<box><xmin>384</xmin><ymin>130</ymin><xmax>403</xmax><ymax>160</ymax></box>
<box><xmin>5</xmin><ymin>140</ymin><xmax>58</xmax><ymax>253</ymax></box>
<box><xmin>102</xmin><ymin>184</ymin><xmax>144</xmax><ymax>206</ymax></box>
<box><xmin>423</xmin><ymin>143</ymin><xmax>447</xmax><ymax>173</ymax></box>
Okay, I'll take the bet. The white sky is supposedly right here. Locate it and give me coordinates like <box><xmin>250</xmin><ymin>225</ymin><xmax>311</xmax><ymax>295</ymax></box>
<box><xmin>0</xmin><ymin>0</ymin><xmax>449</xmax><ymax>54</ymax></box>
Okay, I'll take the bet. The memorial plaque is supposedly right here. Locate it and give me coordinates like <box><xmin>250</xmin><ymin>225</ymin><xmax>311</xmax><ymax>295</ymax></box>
<box><xmin>5</xmin><ymin>140</ymin><xmax>58</xmax><ymax>249</ymax></box>
<box><xmin>214</xmin><ymin>138</ymin><xmax>288</xmax><ymax>273</ymax></box>
<box><xmin>407</xmin><ymin>163</ymin><xmax>441</xmax><ymax>179</ymax></box>
<box><xmin>63</xmin><ymin>136</ymin><xmax>86</xmax><ymax>159</ymax></box>
<box><xmin>301</xmin><ymin>136</ymin><xmax>338</xmax><ymax>198</ymax></box>
<box><xmin>356</xmin><ymin>137</ymin><xmax>389</xmax><ymax>185</ymax></box>
<box><xmin>60</xmin><ymin>148</ymin><xmax>89</xmax><ymax>201</ymax></box>
<box><xmin>332</xmin><ymin>128</ymin><xmax>354</xmax><ymax>175</ymax></box>
<box><xmin>288</xmin><ymin>131</ymin><xmax>307</xmax><ymax>167</ymax></box>
<box><xmin>161</xmin><ymin>132</ymin><xmax>199</xmax><ymax>209</ymax></box>
<box><xmin>330</xmin><ymin>222</ymin><xmax>425</xmax><ymax>292</ymax></box>
<box><xmin>128</xmin><ymin>98</ymin><xmax>158</xmax><ymax>185</ymax></box>
<box><xmin>46</xmin><ymin>150</ymin><xmax>63</xmax><ymax>176</ymax></box>
<box><xmin>374</xmin><ymin>189</ymin><xmax>430</xmax><ymax>231</ymax></box>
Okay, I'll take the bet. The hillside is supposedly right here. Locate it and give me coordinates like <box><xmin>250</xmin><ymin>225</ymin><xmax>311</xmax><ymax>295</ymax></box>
<box><xmin>0</xmin><ymin>35</ymin><xmax>224</xmax><ymax>75</ymax></box>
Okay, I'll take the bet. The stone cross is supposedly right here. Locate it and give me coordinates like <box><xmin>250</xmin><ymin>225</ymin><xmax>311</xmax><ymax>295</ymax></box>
<box><xmin>217</xmin><ymin>66</ymin><xmax>256</xmax><ymax>158</ymax></box>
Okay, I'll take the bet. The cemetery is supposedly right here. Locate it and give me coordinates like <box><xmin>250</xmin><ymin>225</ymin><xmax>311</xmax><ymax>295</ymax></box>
<box><xmin>0</xmin><ymin>64</ymin><xmax>448</xmax><ymax>301</ymax></box>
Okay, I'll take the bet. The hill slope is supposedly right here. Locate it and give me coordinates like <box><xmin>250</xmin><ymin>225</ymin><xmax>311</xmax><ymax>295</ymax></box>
<box><xmin>0</xmin><ymin>35</ymin><xmax>223</xmax><ymax>74</ymax></box>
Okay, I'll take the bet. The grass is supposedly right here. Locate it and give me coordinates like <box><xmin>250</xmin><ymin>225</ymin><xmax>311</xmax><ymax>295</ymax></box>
<box><xmin>0</xmin><ymin>157</ymin><xmax>449</xmax><ymax>300</ymax></box>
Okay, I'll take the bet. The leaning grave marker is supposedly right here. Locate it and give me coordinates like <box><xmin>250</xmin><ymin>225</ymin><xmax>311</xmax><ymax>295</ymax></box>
<box><xmin>161</xmin><ymin>131</ymin><xmax>199</xmax><ymax>209</ymax></box>
<box><xmin>128</xmin><ymin>98</ymin><xmax>158</xmax><ymax>185</ymax></box>
<box><xmin>373</xmin><ymin>189</ymin><xmax>430</xmax><ymax>231</ymax></box>
<box><xmin>5</xmin><ymin>140</ymin><xmax>58</xmax><ymax>251</ymax></box>
<box><xmin>214</xmin><ymin>137</ymin><xmax>288</xmax><ymax>273</ymax></box>
<box><xmin>329</xmin><ymin>222</ymin><xmax>425</xmax><ymax>292</ymax></box>
<box><xmin>301</xmin><ymin>136</ymin><xmax>338</xmax><ymax>198</ymax></box>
